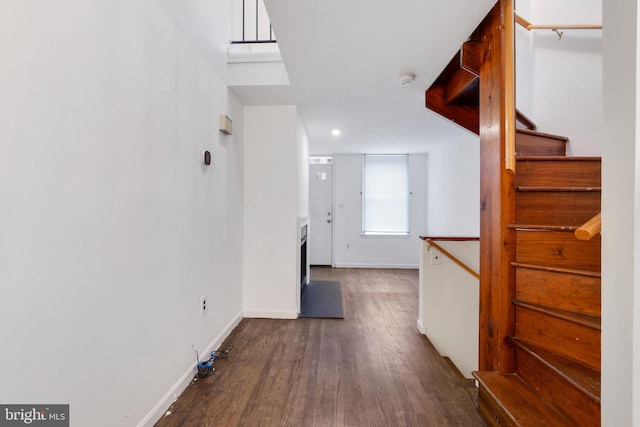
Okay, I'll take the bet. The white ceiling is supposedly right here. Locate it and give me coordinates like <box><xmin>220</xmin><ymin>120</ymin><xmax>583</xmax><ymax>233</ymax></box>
<box><xmin>241</xmin><ymin>0</ymin><xmax>496</xmax><ymax>154</ymax></box>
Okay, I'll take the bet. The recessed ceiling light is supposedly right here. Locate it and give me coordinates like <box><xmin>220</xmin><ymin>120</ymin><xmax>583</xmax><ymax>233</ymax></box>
<box><xmin>331</xmin><ymin>128</ymin><xmax>342</xmax><ymax>137</ymax></box>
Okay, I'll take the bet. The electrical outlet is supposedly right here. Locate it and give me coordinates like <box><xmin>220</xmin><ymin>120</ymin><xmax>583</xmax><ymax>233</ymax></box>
<box><xmin>431</xmin><ymin>250</ymin><xmax>442</xmax><ymax>265</ymax></box>
<box><xmin>201</xmin><ymin>295</ymin><xmax>208</xmax><ymax>317</ymax></box>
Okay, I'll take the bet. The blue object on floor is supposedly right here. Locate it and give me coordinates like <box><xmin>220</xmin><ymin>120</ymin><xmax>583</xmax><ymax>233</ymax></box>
<box><xmin>300</xmin><ymin>280</ymin><xmax>344</xmax><ymax>318</ymax></box>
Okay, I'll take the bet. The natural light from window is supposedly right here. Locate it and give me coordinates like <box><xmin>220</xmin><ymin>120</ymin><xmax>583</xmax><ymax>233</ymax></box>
<box><xmin>362</xmin><ymin>154</ymin><xmax>409</xmax><ymax>235</ymax></box>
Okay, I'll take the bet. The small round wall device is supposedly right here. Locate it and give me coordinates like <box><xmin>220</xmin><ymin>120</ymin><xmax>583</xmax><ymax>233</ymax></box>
<box><xmin>398</xmin><ymin>72</ymin><xmax>416</xmax><ymax>86</ymax></box>
<box><xmin>201</xmin><ymin>149</ymin><xmax>212</xmax><ymax>166</ymax></box>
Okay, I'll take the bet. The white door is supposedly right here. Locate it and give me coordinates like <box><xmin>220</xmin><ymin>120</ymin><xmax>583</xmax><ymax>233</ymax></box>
<box><xmin>309</xmin><ymin>164</ymin><xmax>333</xmax><ymax>265</ymax></box>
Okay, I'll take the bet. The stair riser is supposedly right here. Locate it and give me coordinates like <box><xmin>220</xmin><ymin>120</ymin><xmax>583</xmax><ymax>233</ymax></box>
<box><xmin>516</xmin><ymin>160</ymin><xmax>601</xmax><ymax>188</ymax></box>
<box><xmin>516</xmin><ymin>306</ymin><xmax>600</xmax><ymax>370</ymax></box>
<box><xmin>516</xmin><ymin>268</ymin><xmax>601</xmax><ymax>316</ymax></box>
<box><xmin>475</xmin><ymin>372</ymin><xmax>572</xmax><ymax>426</ymax></box>
<box><xmin>516</xmin><ymin>231</ymin><xmax>601</xmax><ymax>272</ymax></box>
<box><xmin>477</xmin><ymin>385</ymin><xmax>518</xmax><ymax>427</ymax></box>
<box><xmin>516</xmin><ymin>347</ymin><xmax>600</xmax><ymax>427</ymax></box>
<box><xmin>516</xmin><ymin>191</ymin><xmax>601</xmax><ymax>226</ymax></box>
<box><xmin>516</xmin><ymin>134</ymin><xmax>566</xmax><ymax>156</ymax></box>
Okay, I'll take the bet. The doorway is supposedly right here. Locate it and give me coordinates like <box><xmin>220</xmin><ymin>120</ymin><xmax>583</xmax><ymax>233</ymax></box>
<box><xmin>309</xmin><ymin>160</ymin><xmax>333</xmax><ymax>265</ymax></box>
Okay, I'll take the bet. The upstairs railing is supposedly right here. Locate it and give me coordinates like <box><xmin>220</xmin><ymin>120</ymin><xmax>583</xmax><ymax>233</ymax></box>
<box><xmin>232</xmin><ymin>0</ymin><xmax>277</xmax><ymax>44</ymax></box>
<box><xmin>421</xmin><ymin>237</ymin><xmax>480</xmax><ymax>280</ymax></box>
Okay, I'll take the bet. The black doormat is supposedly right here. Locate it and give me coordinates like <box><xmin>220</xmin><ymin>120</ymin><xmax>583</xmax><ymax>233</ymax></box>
<box><xmin>300</xmin><ymin>280</ymin><xmax>344</xmax><ymax>318</ymax></box>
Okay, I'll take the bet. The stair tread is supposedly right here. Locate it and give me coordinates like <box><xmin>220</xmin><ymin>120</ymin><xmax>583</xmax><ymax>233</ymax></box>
<box><xmin>517</xmin><ymin>186</ymin><xmax>601</xmax><ymax>192</ymax></box>
<box><xmin>474</xmin><ymin>371</ymin><xmax>573</xmax><ymax>426</ymax></box>
<box><xmin>508</xmin><ymin>224</ymin><xmax>579</xmax><ymax>231</ymax></box>
<box><xmin>517</xmin><ymin>156</ymin><xmax>601</xmax><ymax>161</ymax></box>
<box><xmin>513</xmin><ymin>300</ymin><xmax>601</xmax><ymax>331</ymax></box>
<box><xmin>512</xmin><ymin>262</ymin><xmax>601</xmax><ymax>278</ymax></box>
<box><xmin>512</xmin><ymin>337</ymin><xmax>601</xmax><ymax>401</ymax></box>
<box><xmin>516</xmin><ymin>128</ymin><xmax>569</xmax><ymax>141</ymax></box>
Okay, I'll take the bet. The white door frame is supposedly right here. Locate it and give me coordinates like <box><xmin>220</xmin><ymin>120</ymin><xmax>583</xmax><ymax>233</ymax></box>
<box><xmin>309</xmin><ymin>160</ymin><xmax>334</xmax><ymax>266</ymax></box>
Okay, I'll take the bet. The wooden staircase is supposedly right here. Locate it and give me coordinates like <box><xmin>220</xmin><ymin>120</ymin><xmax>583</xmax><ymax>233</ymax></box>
<box><xmin>424</xmin><ymin>1</ymin><xmax>602</xmax><ymax>425</ymax></box>
<box><xmin>474</xmin><ymin>130</ymin><xmax>601</xmax><ymax>426</ymax></box>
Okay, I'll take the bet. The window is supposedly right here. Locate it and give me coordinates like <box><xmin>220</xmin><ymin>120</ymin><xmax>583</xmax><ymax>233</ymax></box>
<box><xmin>362</xmin><ymin>154</ymin><xmax>409</xmax><ymax>235</ymax></box>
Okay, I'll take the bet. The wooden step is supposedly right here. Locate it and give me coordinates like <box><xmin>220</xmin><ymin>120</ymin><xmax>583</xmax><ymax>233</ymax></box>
<box><xmin>426</xmin><ymin>50</ymin><xmax>480</xmax><ymax>134</ymax></box>
<box><xmin>513</xmin><ymin>339</ymin><xmax>600</xmax><ymax>427</ymax></box>
<box><xmin>514</xmin><ymin>301</ymin><xmax>600</xmax><ymax>370</ymax></box>
<box><xmin>516</xmin><ymin>157</ymin><xmax>601</xmax><ymax>188</ymax></box>
<box><xmin>515</xmin><ymin>229</ymin><xmax>601</xmax><ymax>272</ymax></box>
<box><xmin>516</xmin><ymin>190</ymin><xmax>601</xmax><ymax>226</ymax></box>
<box><xmin>513</xmin><ymin>338</ymin><xmax>600</xmax><ymax>400</ymax></box>
<box><xmin>516</xmin><ymin>129</ymin><xmax>568</xmax><ymax>157</ymax></box>
<box><xmin>473</xmin><ymin>371</ymin><xmax>572</xmax><ymax>426</ymax></box>
<box><xmin>514</xmin><ymin>263</ymin><xmax>601</xmax><ymax>317</ymax></box>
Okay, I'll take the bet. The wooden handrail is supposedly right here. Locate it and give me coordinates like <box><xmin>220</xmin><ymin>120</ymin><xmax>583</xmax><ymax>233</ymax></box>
<box><xmin>516</xmin><ymin>14</ymin><xmax>602</xmax><ymax>30</ymax></box>
<box><xmin>516</xmin><ymin>14</ymin><xmax>602</xmax><ymax>39</ymax></box>
<box><xmin>505</xmin><ymin>3</ymin><xmax>516</xmax><ymax>172</ymax></box>
<box><xmin>424</xmin><ymin>239</ymin><xmax>480</xmax><ymax>280</ymax></box>
<box><xmin>575</xmin><ymin>212</ymin><xmax>601</xmax><ymax>241</ymax></box>
<box><xmin>420</xmin><ymin>236</ymin><xmax>480</xmax><ymax>242</ymax></box>
<box><xmin>516</xmin><ymin>109</ymin><xmax>537</xmax><ymax>131</ymax></box>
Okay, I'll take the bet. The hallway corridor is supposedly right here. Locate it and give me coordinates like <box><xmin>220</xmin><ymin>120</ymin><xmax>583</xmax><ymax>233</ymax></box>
<box><xmin>155</xmin><ymin>268</ymin><xmax>483</xmax><ymax>426</ymax></box>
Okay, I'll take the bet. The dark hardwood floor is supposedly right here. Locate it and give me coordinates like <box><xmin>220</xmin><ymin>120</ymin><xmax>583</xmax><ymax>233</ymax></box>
<box><xmin>155</xmin><ymin>268</ymin><xmax>484</xmax><ymax>427</ymax></box>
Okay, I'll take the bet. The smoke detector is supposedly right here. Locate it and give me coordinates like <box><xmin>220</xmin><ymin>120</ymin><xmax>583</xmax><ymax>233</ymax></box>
<box><xmin>398</xmin><ymin>73</ymin><xmax>416</xmax><ymax>86</ymax></box>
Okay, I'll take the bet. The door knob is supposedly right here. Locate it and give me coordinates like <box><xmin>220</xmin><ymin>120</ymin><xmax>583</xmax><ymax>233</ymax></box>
<box><xmin>327</xmin><ymin>212</ymin><xmax>331</xmax><ymax>216</ymax></box>
<box><xmin>327</xmin><ymin>219</ymin><xmax>332</xmax><ymax>224</ymax></box>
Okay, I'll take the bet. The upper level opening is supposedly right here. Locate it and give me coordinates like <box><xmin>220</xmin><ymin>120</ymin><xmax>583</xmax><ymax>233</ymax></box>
<box><xmin>232</xmin><ymin>0</ymin><xmax>277</xmax><ymax>44</ymax></box>
<box><xmin>230</xmin><ymin>0</ymin><xmax>281</xmax><ymax>60</ymax></box>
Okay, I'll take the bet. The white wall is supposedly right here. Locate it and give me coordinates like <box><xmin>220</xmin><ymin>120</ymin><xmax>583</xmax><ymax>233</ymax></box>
<box><xmin>296</xmin><ymin>115</ymin><xmax>310</xmax><ymax>312</ymax></box>
<box><xmin>0</xmin><ymin>1</ymin><xmax>244</xmax><ymax>426</ymax></box>
<box><xmin>243</xmin><ymin>105</ymin><xmax>308</xmax><ymax>318</ymax></box>
<box><xmin>297</xmin><ymin>115</ymin><xmax>310</xmax><ymax>217</ymax></box>
<box><xmin>425</xmin><ymin>133</ymin><xmax>480</xmax><ymax>237</ymax></box>
<box><xmin>419</xmin><ymin>241</ymin><xmax>479</xmax><ymax>378</ymax></box>
<box><xmin>418</xmin><ymin>111</ymin><xmax>479</xmax><ymax>374</ymax></box>
<box><xmin>332</xmin><ymin>154</ymin><xmax>427</xmax><ymax>269</ymax></box>
<box><xmin>516</xmin><ymin>0</ymin><xmax>603</xmax><ymax>156</ymax></box>
<box><xmin>227</xmin><ymin>60</ymin><xmax>290</xmax><ymax>87</ymax></box>
<box><xmin>602</xmin><ymin>1</ymin><xmax>640</xmax><ymax>425</ymax></box>
<box><xmin>515</xmin><ymin>0</ymin><xmax>534</xmax><ymax>117</ymax></box>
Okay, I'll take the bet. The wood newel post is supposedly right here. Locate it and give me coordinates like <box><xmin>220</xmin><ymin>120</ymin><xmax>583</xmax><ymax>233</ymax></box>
<box><xmin>478</xmin><ymin>0</ymin><xmax>517</xmax><ymax>373</ymax></box>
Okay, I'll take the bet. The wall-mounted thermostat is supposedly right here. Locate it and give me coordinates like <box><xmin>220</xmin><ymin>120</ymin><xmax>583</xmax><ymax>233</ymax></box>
<box><xmin>219</xmin><ymin>115</ymin><xmax>232</xmax><ymax>135</ymax></box>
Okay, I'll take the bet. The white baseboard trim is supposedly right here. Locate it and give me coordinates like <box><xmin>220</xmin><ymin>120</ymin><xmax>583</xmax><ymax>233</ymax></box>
<box><xmin>334</xmin><ymin>263</ymin><xmax>419</xmax><ymax>269</ymax></box>
<box><xmin>137</xmin><ymin>311</ymin><xmax>244</xmax><ymax>427</ymax></box>
<box><xmin>416</xmin><ymin>319</ymin><xmax>426</xmax><ymax>334</ymax></box>
<box><xmin>243</xmin><ymin>309</ymin><xmax>298</xmax><ymax>319</ymax></box>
